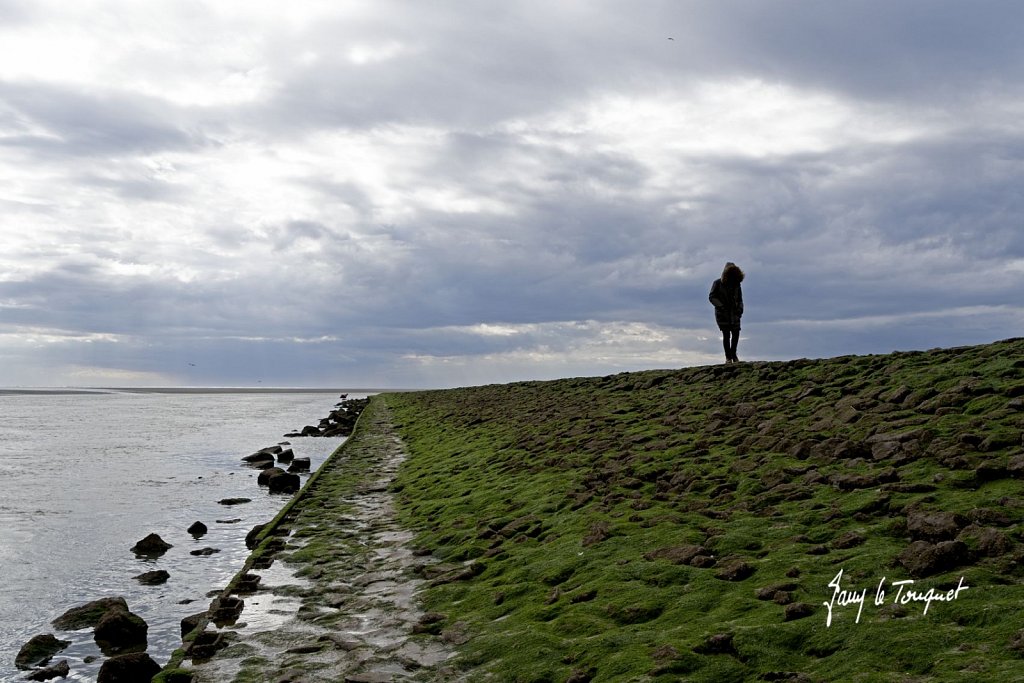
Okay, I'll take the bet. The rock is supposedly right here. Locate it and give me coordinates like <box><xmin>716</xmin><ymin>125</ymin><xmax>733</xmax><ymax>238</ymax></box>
<box><xmin>218</xmin><ymin>498</ymin><xmax>251</xmax><ymax>506</ymax></box>
<box><xmin>897</xmin><ymin>540</ymin><xmax>969</xmax><ymax>578</ymax></box>
<box><xmin>957</xmin><ymin>526</ymin><xmax>1014</xmax><ymax>557</ymax></box>
<box><xmin>133</xmin><ymin>570</ymin><xmax>170</xmax><ymax>585</ymax></box>
<box><xmin>235</xmin><ymin>573</ymin><xmax>262</xmax><ymax>592</ymax></box>
<box><xmin>287</xmin><ymin>457</ymin><xmax>311</xmax><ymax>473</ymax></box>
<box><xmin>188</xmin><ymin>630</ymin><xmax>233</xmax><ymax>659</ymax></box>
<box><xmin>277</xmin><ymin>448</ymin><xmax>295</xmax><ymax>464</ymax></box>
<box><xmin>130</xmin><ymin>533</ymin><xmax>172</xmax><ymax>557</ymax></box>
<box><xmin>181</xmin><ymin>611</ymin><xmax>206</xmax><ymax>638</ymax></box>
<box><xmin>257</xmin><ymin>466</ymin><xmax>285</xmax><ymax>486</ymax></box>
<box><xmin>300</xmin><ymin>425</ymin><xmax>321</xmax><ymax>436</ymax></box>
<box><xmin>96</xmin><ymin>652</ymin><xmax>161</xmax><ymax>683</ymax></box>
<box><xmin>784</xmin><ymin>603</ymin><xmax>815</xmax><ymax>621</ymax></box>
<box><xmin>209</xmin><ymin>596</ymin><xmax>244</xmax><ymax>626</ymax></box>
<box><xmin>714</xmin><ymin>559</ymin><xmax>755</xmax><ymax>581</ymax></box>
<box><xmin>190</xmin><ymin>547</ymin><xmax>221</xmax><ymax>556</ymax></box>
<box><xmin>643</xmin><ymin>545</ymin><xmax>713</xmax><ymax>566</ymax></box>
<box><xmin>245</xmin><ymin>523</ymin><xmax>267</xmax><ymax>549</ymax></box>
<box><xmin>241</xmin><ymin>451</ymin><xmax>276</xmax><ymax>468</ymax></box>
<box><xmin>694</xmin><ymin>632</ymin><xmax>737</xmax><ymax>655</ymax></box>
<box><xmin>906</xmin><ymin>510</ymin><xmax>965</xmax><ymax>542</ymax></box>
<box><xmin>25</xmin><ymin>659</ymin><xmax>70</xmax><ymax>681</ymax></box>
<box><xmin>94</xmin><ymin>608</ymin><xmax>147</xmax><ymax>654</ymax></box>
<box><xmin>187</xmin><ymin>521</ymin><xmax>207</xmax><ymax>537</ymax></box>
<box><xmin>52</xmin><ymin>597</ymin><xmax>129</xmax><ymax>630</ymax></box>
<box><xmin>15</xmin><ymin>634</ymin><xmax>70</xmax><ymax>670</ymax></box>
<box><xmin>268</xmin><ymin>470</ymin><xmax>301</xmax><ymax>493</ymax></box>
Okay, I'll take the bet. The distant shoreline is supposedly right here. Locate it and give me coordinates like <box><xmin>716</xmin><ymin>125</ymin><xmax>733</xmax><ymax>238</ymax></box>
<box><xmin>0</xmin><ymin>387</ymin><xmax>396</xmax><ymax>396</ymax></box>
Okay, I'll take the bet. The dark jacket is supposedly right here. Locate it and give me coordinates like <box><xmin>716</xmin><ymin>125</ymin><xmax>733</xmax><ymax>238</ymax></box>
<box><xmin>709</xmin><ymin>278</ymin><xmax>743</xmax><ymax>329</ymax></box>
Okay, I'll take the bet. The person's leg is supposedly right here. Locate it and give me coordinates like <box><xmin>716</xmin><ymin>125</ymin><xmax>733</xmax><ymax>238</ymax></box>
<box><xmin>721</xmin><ymin>330</ymin><xmax>731</xmax><ymax>362</ymax></box>
<box><xmin>729</xmin><ymin>328</ymin><xmax>740</xmax><ymax>361</ymax></box>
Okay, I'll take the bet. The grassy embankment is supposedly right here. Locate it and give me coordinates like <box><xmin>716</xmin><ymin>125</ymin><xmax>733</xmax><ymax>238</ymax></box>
<box><xmin>384</xmin><ymin>338</ymin><xmax>1024</xmax><ymax>682</ymax></box>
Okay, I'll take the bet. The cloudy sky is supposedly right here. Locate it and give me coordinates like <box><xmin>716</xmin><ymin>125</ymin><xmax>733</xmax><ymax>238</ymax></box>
<box><xmin>1</xmin><ymin>1</ymin><xmax>1022</xmax><ymax>388</ymax></box>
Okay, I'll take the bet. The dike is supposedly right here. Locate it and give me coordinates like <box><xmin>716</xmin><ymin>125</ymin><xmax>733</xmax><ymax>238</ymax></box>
<box><xmin>383</xmin><ymin>338</ymin><xmax>1024</xmax><ymax>682</ymax></box>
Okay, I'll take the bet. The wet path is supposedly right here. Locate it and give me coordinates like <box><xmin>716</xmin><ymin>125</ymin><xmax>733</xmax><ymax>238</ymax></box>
<box><xmin>184</xmin><ymin>399</ymin><xmax>461</xmax><ymax>682</ymax></box>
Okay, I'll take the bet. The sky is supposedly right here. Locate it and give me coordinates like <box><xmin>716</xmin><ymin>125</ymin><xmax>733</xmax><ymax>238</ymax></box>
<box><xmin>1</xmin><ymin>1</ymin><xmax>1022</xmax><ymax>389</ymax></box>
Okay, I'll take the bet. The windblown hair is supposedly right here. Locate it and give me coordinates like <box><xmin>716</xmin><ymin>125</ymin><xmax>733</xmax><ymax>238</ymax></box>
<box><xmin>721</xmin><ymin>262</ymin><xmax>745</xmax><ymax>285</ymax></box>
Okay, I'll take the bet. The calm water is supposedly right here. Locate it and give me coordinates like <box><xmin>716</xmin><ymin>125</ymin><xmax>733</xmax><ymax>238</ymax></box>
<box><xmin>0</xmin><ymin>390</ymin><xmax>364</xmax><ymax>682</ymax></box>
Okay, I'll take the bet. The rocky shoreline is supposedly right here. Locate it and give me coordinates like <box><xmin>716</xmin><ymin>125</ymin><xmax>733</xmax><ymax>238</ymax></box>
<box><xmin>13</xmin><ymin>395</ymin><xmax>367</xmax><ymax>683</ymax></box>
<box><xmin>163</xmin><ymin>397</ymin><xmax>459</xmax><ymax>682</ymax></box>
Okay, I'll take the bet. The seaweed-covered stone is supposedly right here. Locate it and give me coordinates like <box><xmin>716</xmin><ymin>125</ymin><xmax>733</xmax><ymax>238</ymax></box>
<box><xmin>130</xmin><ymin>533</ymin><xmax>172</xmax><ymax>556</ymax></box>
<box><xmin>181</xmin><ymin>611</ymin><xmax>206</xmax><ymax>638</ymax></box>
<box><xmin>94</xmin><ymin>608</ymin><xmax>147</xmax><ymax>654</ymax></box>
<box><xmin>267</xmin><ymin>470</ymin><xmax>301</xmax><ymax>494</ymax></box>
<box><xmin>287</xmin><ymin>456</ymin><xmax>311</xmax><ymax>473</ymax></box>
<box><xmin>96</xmin><ymin>652</ymin><xmax>161</xmax><ymax>683</ymax></box>
<box><xmin>906</xmin><ymin>510</ymin><xmax>965</xmax><ymax>542</ymax></box>
<box><xmin>245</xmin><ymin>523</ymin><xmax>267</xmax><ymax>549</ymax></box>
<box><xmin>784</xmin><ymin>603</ymin><xmax>815</xmax><ymax>621</ymax></box>
<box><xmin>15</xmin><ymin>634</ymin><xmax>70</xmax><ymax>670</ymax></box>
<box><xmin>644</xmin><ymin>545</ymin><xmax>710</xmax><ymax>566</ymax></box>
<box><xmin>133</xmin><ymin>569</ymin><xmax>170</xmax><ymax>585</ymax></box>
<box><xmin>897</xmin><ymin>540</ymin><xmax>969</xmax><ymax>578</ymax></box>
<box><xmin>52</xmin><ymin>597</ymin><xmax>129</xmax><ymax>630</ymax></box>
<box><xmin>25</xmin><ymin>659</ymin><xmax>70</xmax><ymax>681</ymax></box>
<box><xmin>694</xmin><ymin>632</ymin><xmax>737</xmax><ymax>655</ymax></box>
<box><xmin>714</xmin><ymin>559</ymin><xmax>755</xmax><ymax>581</ymax></box>
<box><xmin>257</xmin><ymin>466</ymin><xmax>285</xmax><ymax>486</ymax></box>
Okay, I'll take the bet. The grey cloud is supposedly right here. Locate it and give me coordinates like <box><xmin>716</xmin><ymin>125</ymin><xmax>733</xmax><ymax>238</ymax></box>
<box><xmin>0</xmin><ymin>81</ymin><xmax>205</xmax><ymax>157</ymax></box>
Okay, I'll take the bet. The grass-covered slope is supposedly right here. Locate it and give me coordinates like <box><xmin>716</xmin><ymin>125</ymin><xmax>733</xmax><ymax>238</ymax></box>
<box><xmin>384</xmin><ymin>339</ymin><xmax>1024</xmax><ymax>683</ymax></box>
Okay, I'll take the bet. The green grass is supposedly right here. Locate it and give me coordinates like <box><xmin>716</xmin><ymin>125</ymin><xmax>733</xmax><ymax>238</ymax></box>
<box><xmin>385</xmin><ymin>338</ymin><xmax>1024</xmax><ymax>682</ymax></box>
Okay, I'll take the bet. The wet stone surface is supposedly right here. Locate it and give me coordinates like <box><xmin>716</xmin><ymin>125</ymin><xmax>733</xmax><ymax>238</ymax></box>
<box><xmin>186</xmin><ymin>401</ymin><xmax>461</xmax><ymax>682</ymax></box>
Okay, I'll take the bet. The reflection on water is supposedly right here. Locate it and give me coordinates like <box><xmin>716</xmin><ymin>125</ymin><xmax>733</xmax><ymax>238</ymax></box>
<box><xmin>0</xmin><ymin>391</ymin><xmax>357</xmax><ymax>682</ymax></box>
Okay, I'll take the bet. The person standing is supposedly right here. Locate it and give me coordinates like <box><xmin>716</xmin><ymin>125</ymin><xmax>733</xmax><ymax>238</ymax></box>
<box><xmin>709</xmin><ymin>262</ymin><xmax>744</xmax><ymax>363</ymax></box>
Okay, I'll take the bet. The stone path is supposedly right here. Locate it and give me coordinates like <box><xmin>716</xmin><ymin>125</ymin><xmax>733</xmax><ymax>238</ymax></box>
<box><xmin>184</xmin><ymin>399</ymin><xmax>462</xmax><ymax>683</ymax></box>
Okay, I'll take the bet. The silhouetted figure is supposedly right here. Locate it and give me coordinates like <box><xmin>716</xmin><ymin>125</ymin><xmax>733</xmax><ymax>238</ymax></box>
<box><xmin>709</xmin><ymin>262</ymin><xmax>744</xmax><ymax>363</ymax></box>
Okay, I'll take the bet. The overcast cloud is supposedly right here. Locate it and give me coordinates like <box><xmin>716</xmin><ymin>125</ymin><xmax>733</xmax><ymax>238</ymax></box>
<box><xmin>1</xmin><ymin>0</ymin><xmax>1022</xmax><ymax>388</ymax></box>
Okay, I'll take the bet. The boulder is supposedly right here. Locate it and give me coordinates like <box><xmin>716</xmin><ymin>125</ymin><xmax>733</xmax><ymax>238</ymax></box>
<box><xmin>714</xmin><ymin>559</ymin><xmax>756</xmax><ymax>581</ymax></box>
<box><xmin>257</xmin><ymin>466</ymin><xmax>286</xmax><ymax>486</ymax></box>
<box><xmin>15</xmin><ymin>634</ymin><xmax>69</xmax><ymax>670</ymax></box>
<box><xmin>188</xmin><ymin>630</ymin><xmax>232</xmax><ymax>660</ymax></box>
<box><xmin>276</xmin><ymin>448</ymin><xmax>295</xmax><ymax>464</ymax></box>
<box><xmin>187</xmin><ymin>521</ymin><xmax>208</xmax><ymax>537</ymax></box>
<box><xmin>235</xmin><ymin>573</ymin><xmax>262</xmax><ymax>592</ymax></box>
<box><xmin>897</xmin><ymin>540</ymin><xmax>969</xmax><ymax>578</ymax></box>
<box><xmin>133</xmin><ymin>570</ymin><xmax>170</xmax><ymax>586</ymax></box>
<box><xmin>218</xmin><ymin>498</ymin><xmax>251</xmax><ymax>506</ymax></box>
<box><xmin>241</xmin><ymin>451</ymin><xmax>276</xmax><ymax>468</ymax></box>
<box><xmin>94</xmin><ymin>608</ymin><xmax>147</xmax><ymax>654</ymax></box>
<box><xmin>190</xmin><ymin>547</ymin><xmax>221</xmax><ymax>556</ymax></box>
<box><xmin>181</xmin><ymin>611</ymin><xmax>206</xmax><ymax>639</ymax></box>
<box><xmin>130</xmin><ymin>533</ymin><xmax>172</xmax><ymax>557</ymax></box>
<box><xmin>25</xmin><ymin>659</ymin><xmax>70</xmax><ymax>681</ymax></box>
<box><xmin>52</xmin><ymin>597</ymin><xmax>129</xmax><ymax>630</ymax></box>
<box><xmin>245</xmin><ymin>523</ymin><xmax>267</xmax><ymax>549</ymax></box>
<box><xmin>906</xmin><ymin>510</ymin><xmax>965</xmax><ymax>542</ymax></box>
<box><xmin>287</xmin><ymin>457</ymin><xmax>311</xmax><ymax>473</ymax></box>
<box><xmin>96</xmin><ymin>652</ymin><xmax>161</xmax><ymax>683</ymax></box>
<box><xmin>268</xmin><ymin>470</ymin><xmax>301</xmax><ymax>494</ymax></box>
<box><xmin>209</xmin><ymin>596</ymin><xmax>244</xmax><ymax>627</ymax></box>
<box><xmin>300</xmin><ymin>425</ymin><xmax>321</xmax><ymax>437</ymax></box>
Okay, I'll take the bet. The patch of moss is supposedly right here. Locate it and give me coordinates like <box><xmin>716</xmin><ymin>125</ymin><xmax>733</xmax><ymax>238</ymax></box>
<box><xmin>386</xmin><ymin>338</ymin><xmax>1024</xmax><ymax>681</ymax></box>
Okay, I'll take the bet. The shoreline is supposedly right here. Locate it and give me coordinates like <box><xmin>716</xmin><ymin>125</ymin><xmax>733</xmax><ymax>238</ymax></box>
<box><xmin>163</xmin><ymin>397</ymin><xmax>459</xmax><ymax>682</ymax></box>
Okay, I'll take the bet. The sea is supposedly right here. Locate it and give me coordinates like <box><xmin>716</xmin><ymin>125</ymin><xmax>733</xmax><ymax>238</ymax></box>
<box><xmin>0</xmin><ymin>388</ymin><xmax>370</xmax><ymax>682</ymax></box>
